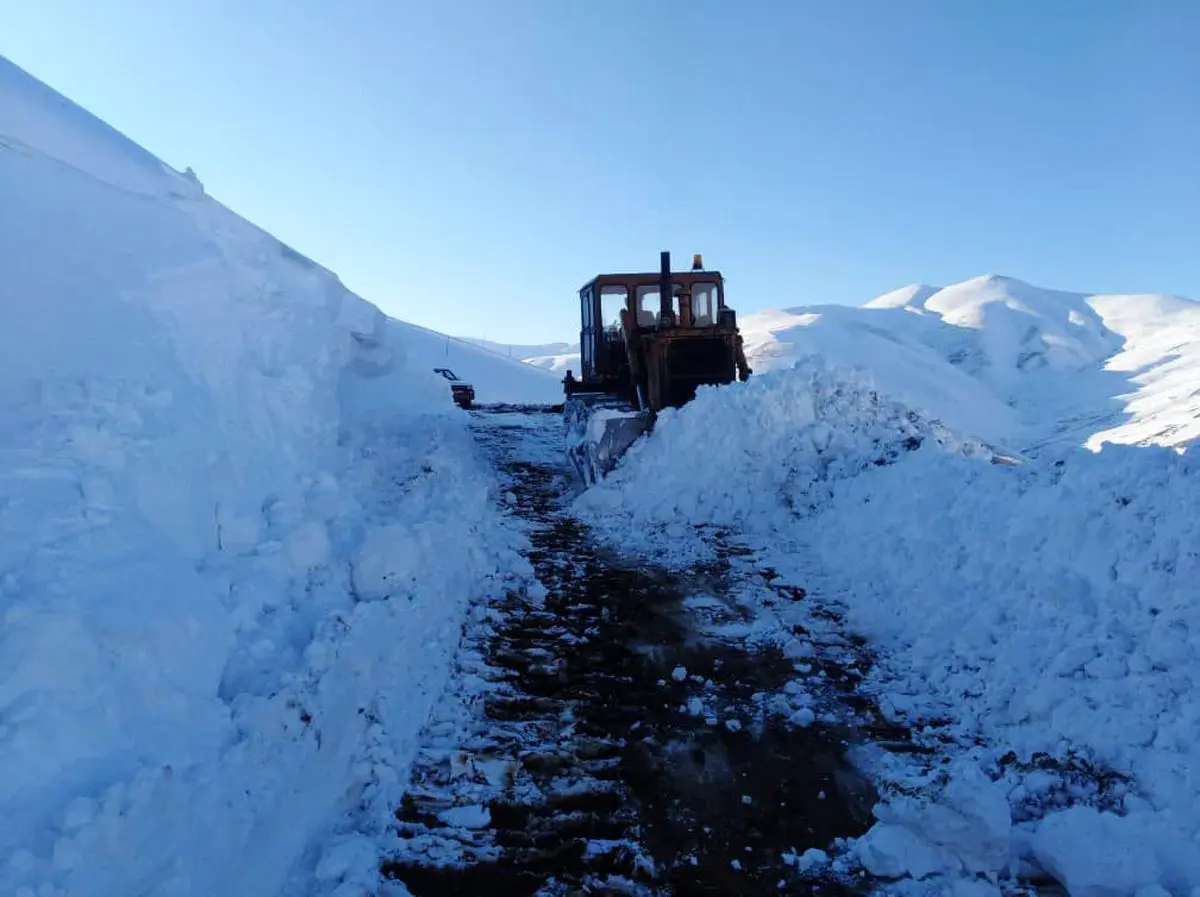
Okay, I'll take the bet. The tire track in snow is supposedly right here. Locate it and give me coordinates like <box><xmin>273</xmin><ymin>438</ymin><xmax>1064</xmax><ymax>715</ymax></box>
<box><xmin>381</xmin><ymin>407</ymin><xmax>881</xmax><ymax>896</ymax></box>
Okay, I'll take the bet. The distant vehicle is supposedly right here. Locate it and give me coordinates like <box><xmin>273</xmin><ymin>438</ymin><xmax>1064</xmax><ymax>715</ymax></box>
<box><xmin>434</xmin><ymin>367</ymin><xmax>475</xmax><ymax>409</ymax></box>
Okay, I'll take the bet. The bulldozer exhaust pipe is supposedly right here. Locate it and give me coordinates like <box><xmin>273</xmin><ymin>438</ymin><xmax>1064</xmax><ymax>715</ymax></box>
<box><xmin>659</xmin><ymin>250</ymin><xmax>673</xmax><ymax>325</ymax></box>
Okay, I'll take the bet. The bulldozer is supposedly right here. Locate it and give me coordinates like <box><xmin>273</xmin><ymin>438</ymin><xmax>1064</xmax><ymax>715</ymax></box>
<box><xmin>563</xmin><ymin>251</ymin><xmax>751</xmax><ymax>483</ymax></box>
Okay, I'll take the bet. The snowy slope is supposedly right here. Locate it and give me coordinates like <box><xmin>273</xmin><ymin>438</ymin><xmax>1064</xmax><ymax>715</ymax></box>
<box><xmin>522</xmin><ymin>349</ymin><xmax>579</xmax><ymax>375</ymax></box>
<box><xmin>576</xmin><ymin>361</ymin><xmax>1200</xmax><ymax>894</ymax></box>
<box><xmin>741</xmin><ymin>275</ymin><xmax>1200</xmax><ymax>453</ymax></box>
<box><xmin>740</xmin><ymin>301</ymin><xmax>1025</xmax><ymax>447</ymax></box>
<box><xmin>459</xmin><ymin>336</ymin><xmax>577</xmax><ymax>360</ymax></box>
<box><xmin>0</xmin><ymin>56</ymin><xmax>536</xmax><ymax>897</ymax></box>
<box><xmin>457</xmin><ymin>335</ymin><xmax>582</xmax><ymax>378</ymax></box>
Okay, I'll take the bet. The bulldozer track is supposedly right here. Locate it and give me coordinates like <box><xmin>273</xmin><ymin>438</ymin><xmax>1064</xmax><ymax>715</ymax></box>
<box><xmin>382</xmin><ymin>407</ymin><xmax>880</xmax><ymax>896</ymax></box>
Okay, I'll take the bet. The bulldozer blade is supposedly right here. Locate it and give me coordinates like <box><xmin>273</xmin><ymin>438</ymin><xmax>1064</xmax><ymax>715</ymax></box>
<box><xmin>566</xmin><ymin>407</ymin><xmax>651</xmax><ymax>485</ymax></box>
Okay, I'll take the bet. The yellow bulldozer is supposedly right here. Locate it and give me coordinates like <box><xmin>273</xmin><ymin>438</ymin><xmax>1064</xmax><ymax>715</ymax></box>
<box><xmin>563</xmin><ymin>251</ymin><xmax>751</xmax><ymax>483</ymax></box>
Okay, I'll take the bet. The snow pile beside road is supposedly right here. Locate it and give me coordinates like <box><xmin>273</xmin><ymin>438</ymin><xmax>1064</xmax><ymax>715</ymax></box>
<box><xmin>0</xmin><ymin>56</ymin><xmax>529</xmax><ymax>897</ymax></box>
<box><xmin>576</xmin><ymin>359</ymin><xmax>991</xmax><ymax>549</ymax></box>
<box><xmin>816</xmin><ymin>441</ymin><xmax>1200</xmax><ymax>770</ymax></box>
<box><xmin>577</xmin><ymin>356</ymin><xmax>1200</xmax><ymax>893</ymax></box>
<box><xmin>814</xmin><ymin>441</ymin><xmax>1200</xmax><ymax>892</ymax></box>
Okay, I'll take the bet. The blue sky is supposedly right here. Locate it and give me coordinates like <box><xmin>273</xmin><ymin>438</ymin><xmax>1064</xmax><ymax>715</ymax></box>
<box><xmin>6</xmin><ymin>1</ymin><xmax>1199</xmax><ymax>344</ymax></box>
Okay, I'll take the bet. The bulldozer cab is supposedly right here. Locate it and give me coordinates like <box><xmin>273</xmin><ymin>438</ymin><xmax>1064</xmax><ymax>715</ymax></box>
<box><xmin>581</xmin><ymin>274</ymin><xmax>725</xmax><ymax>378</ymax></box>
<box><xmin>563</xmin><ymin>252</ymin><xmax>751</xmax><ymax>484</ymax></box>
<box><xmin>569</xmin><ymin>252</ymin><xmax>750</xmax><ymax>411</ymax></box>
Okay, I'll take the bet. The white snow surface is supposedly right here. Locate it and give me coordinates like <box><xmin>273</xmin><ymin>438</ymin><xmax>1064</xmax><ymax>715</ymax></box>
<box><xmin>0</xmin><ymin>56</ymin><xmax>538</xmax><ymax>896</ymax></box>
<box><xmin>576</xmin><ymin>359</ymin><xmax>1200</xmax><ymax>894</ymax></box>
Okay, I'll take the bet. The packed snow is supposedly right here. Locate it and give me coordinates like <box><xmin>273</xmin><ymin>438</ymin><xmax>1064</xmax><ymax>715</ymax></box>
<box><xmin>576</xmin><ymin>358</ymin><xmax>1200</xmax><ymax>895</ymax></box>
<box><xmin>0</xmin><ymin>55</ymin><xmax>541</xmax><ymax>897</ymax></box>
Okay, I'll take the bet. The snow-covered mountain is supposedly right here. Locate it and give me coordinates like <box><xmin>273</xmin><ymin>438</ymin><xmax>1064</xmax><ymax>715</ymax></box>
<box><xmin>0</xmin><ymin>55</ymin><xmax>544</xmax><ymax>897</ymax></box>
<box><xmin>521</xmin><ymin>348</ymin><xmax>579</xmax><ymax>375</ymax></box>
<box><xmin>520</xmin><ymin>275</ymin><xmax>1200</xmax><ymax>453</ymax></box>
<box><xmin>744</xmin><ymin>275</ymin><xmax>1200</xmax><ymax>454</ymax></box>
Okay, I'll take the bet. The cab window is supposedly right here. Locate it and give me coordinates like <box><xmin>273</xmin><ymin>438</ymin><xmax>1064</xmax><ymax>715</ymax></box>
<box><xmin>635</xmin><ymin>284</ymin><xmax>680</xmax><ymax>326</ymax></box>
<box><xmin>599</xmin><ymin>285</ymin><xmax>627</xmax><ymax>333</ymax></box>
<box><xmin>691</xmin><ymin>282</ymin><xmax>719</xmax><ymax>325</ymax></box>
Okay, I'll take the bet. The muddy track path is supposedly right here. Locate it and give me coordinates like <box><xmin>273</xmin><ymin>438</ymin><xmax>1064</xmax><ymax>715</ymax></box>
<box><xmin>382</xmin><ymin>407</ymin><xmax>881</xmax><ymax>896</ymax></box>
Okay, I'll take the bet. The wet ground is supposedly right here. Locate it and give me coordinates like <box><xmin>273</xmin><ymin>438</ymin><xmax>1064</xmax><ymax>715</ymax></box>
<box><xmin>381</xmin><ymin>406</ymin><xmax>884</xmax><ymax>896</ymax></box>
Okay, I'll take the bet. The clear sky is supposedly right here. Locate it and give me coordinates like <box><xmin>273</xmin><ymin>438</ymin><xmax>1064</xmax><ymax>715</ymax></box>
<box><xmin>6</xmin><ymin>1</ymin><xmax>1199</xmax><ymax>344</ymax></box>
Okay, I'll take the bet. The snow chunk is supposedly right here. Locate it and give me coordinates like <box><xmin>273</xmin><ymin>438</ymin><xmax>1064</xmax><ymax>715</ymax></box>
<box><xmin>951</xmin><ymin>879</ymin><xmax>1002</xmax><ymax>897</ymax></box>
<box><xmin>437</xmin><ymin>804</ymin><xmax>492</xmax><ymax>829</ymax></box>
<box><xmin>788</xmin><ymin>708</ymin><xmax>815</xmax><ymax>728</ymax></box>
<box><xmin>315</xmin><ymin>835</ymin><xmax>379</xmax><ymax>883</ymax></box>
<box><xmin>854</xmin><ymin>823</ymin><xmax>961</xmax><ymax>880</ymax></box>
<box><xmin>870</xmin><ymin>768</ymin><xmax>1012</xmax><ymax>878</ymax></box>
<box><xmin>782</xmin><ymin>847</ymin><xmax>828</xmax><ymax>870</ymax></box>
<box><xmin>1032</xmin><ymin>807</ymin><xmax>1161</xmax><ymax>897</ymax></box>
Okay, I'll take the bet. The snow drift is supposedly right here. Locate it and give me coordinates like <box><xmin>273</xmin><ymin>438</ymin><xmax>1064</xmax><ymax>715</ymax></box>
<box><xmin>575</xmin><ymin>361</ymin><xmax>993</xmax><ymax>545</ymax></box>
<box><xmin>577</xmin><ymin>359</ymin><xmax>1200</xmax><ymax>894</ymax></box>
<box><xmin>812</xmin><ymin>441</ymin><xmax>1200</xmax><ymax>893</ymax></box>
<box><xmin>0</xmin><ymin>55</ymin><xmax>535</xmax><ymax>896</ymax></box>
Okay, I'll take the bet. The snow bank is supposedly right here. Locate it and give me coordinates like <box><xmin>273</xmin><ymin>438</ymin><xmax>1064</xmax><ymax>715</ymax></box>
<box><xmin>813</xmin><ymin>441</ymin><xmax>1200</xmax><ymax>891</ymax></box>
<box><xmin>577</xmin><ymin>357</ymin><xmax>1200</xmax><ymax>893</ymax></box>
<box><xmin>815</xmin><ymin>442</ymin><xmax>1200</xmax><ymax>770</ymax></box>
<box><xmin>0</xmin><ymin>56</ymin><xmax>530</xmax><ymax>896</ymax></box>
<box><xmin>576</xmin><ymin>360</ymin><xmax>991</xmax><ymax>549</ymax></box>
<box><xmin>740</xmin><ymin>303</ymin><xmax>1026</xmax><ymax>446</ymax></box>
